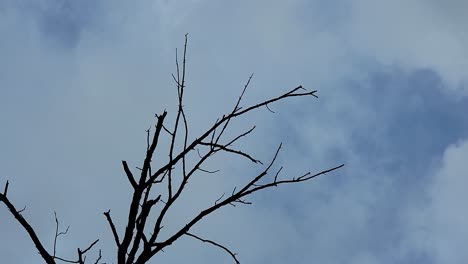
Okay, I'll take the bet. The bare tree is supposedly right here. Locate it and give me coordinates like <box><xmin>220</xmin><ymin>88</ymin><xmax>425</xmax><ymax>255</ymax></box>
<box><xmin>0</xmin><ymin>35</ymin><xmax>343</xmax><ymax>264</ymax></box>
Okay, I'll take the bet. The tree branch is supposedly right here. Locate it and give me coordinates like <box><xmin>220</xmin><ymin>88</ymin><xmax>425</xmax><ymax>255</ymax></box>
<box><xmin>186</xmin><ymin>232</ymin><xmax>239</xmax><ymax>264</ymax></box>
<box><xmin>53</xmin><ymin>211</ymin><xmax>70</xmax><ymax>258</ymax></box>
<box><xmin>122</xmin><ymin>161</ymin><xmax>137</xmax><ymax>189</ymax></box>
<box><xmin>1</xmin><ymin>35</ymin><xmax>344</xmax><ymax>264</ymax></box>
<box><xmin>118</xmin><ymin>111</ymin><xmax>167</xmax><ymax>263</ymax></box>
<box><xmin>146</xmin><ymin>86</ymin><xmax>318</xmax><ymax>189</ymax></box>
<box><xmin>104</xmin><ymin>210</ymin><xmax>120</xmax><ymax>247</ymax></box>
<box><xmin>0</xmin><ymin>182</ymin><xmax>55</xmax><ymax>264</ymax></box>
<box><xmin>199</xmin><ymin>142</ymin><xmax>262</xmax><ymax>164</ymax></box>
<box><xmin>3</xmin><ymin>180</ymin><xmax>9</xmax><ymax>196</ymax></box>
<box><xmin>138</xmin><ymin>145</ymin><xmax>343</xmax><ymax>263</ymax></box>
<box><xmin>76</xmin><ymin>239</ymin><xmax>99</xmax><ymax>264</ymax></box>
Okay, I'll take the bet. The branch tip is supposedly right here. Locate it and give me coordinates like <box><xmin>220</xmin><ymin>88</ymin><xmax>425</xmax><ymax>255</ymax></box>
<box><xmin>3</xmin><ymin>180</ymin><xmax>9</xmax><ymax>196</ymax></box>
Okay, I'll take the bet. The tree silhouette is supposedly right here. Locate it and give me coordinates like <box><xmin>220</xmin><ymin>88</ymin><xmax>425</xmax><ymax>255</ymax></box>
<box><xmin>0</xmin><ymin>35</ymin><xmax>344</xmax><ymax>264</ymax></box>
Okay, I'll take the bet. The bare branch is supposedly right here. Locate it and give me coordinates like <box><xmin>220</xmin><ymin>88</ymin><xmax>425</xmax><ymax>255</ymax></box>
<box><xmin>74</xmin><ymin>239</ymin><xmax>98</xmax><ymax>264</ymax></box>
<box><xmin>155</xmin><ymin>113</ymin><xmax>173</xmax><ymax>136</ymax></box>
<box><xmin>236</xmin><ymin>143</ymin><xmax>283</xmax><ymax>195</ymax></box>
<box><xmin>127</xmin><ymin>195</ymin><xmax>161</xmax><ymax>264</ymax></box>
<box><xmin>18</xmin><ymin>205</ymin><xmax>26</xmax><ymax>213</ymax></box>
<box><xmin>122</xmin><ymin>161</ymin><xmax>137</xmax><ymax>189</ymax></box>
<box><xmin>265</xmin><ymin>103</ymin><xmax>275</xmax><ymax>113</ymax></box>
<box><xmin>197</xmin><ymin>167</ymin><xmax>220</xmax><ymax>174</ymax></box>
<box><xmin>243</xmin><ymin>164</ymin><xmax>345</xmax><ymax>196</ymax></box>
<box><xmin>81</xmin><ymin>239</ymin><xmax>99</xmax><ymax>255</ymax></box>
<box><xmin>147</xmin><ymin>148</ymin><xmax>216</xmax><ymax>248</ymax></box>
<box><xmin>1</xmin><ymin>35</ymin><xmax>345</xmax><ymax>264</ymax></box>
<box><xmin>274</xmin><ymin>166</ymin><xmax>283</xmax><ymax>183</ymax></box>
<box><xmin>93</xmin><ymin>250</ymin><xmax>102</xmax><ymax>264</ymax></box>
<box><xmin>168</xmin><ymin>33</ymin><xmax>190</xmax><ymax>201</ymax></box>
<box><xmin>232</xmin><ymin>86</ymin><xmax>318</xmax><ymax>118</ymax></box>
<box><xmin>140</xmin><ymin>145</ymin><xmax>343</xmax><ymax>263</ymax></box>
<box><xmin>103</xmin><ymin>210</ymin><xmax>120</xmax><ymax>247</ymax></box>
<box><xmin>54</xmin><ymin>211</ymin><xmax>70</xmax><ymax>258</ymax></box>
<box><xmin>171</xmin><ymin>73</ymin><xmax>180</xmax><ymax>86</ymax></box>
<box><xmin>3</xmin><ymin>180</ymin><xmax>8</xmax><ymax>196</ymax></box>
<box><xmin>225</xmin><ymin>126</ymin><xmax>256</xmax><ymax>148</ymax></box>
<box><xmin>215</xmin><ymin>193</ymin><xmax>225</xmax><ymax>205</ymax></box>
<box><xmin>199</xmin><ymin>142</ymin><xmax>262</xmax><ymax>164</ymax></box>
<box><xmin>196</xmin><ymin>148</ymin><xmax>203</xmax><ymax>158</ymax></box>
<box><xmin>186</xmin><ymin>232</ymin><xmax>240</xmax><ymax>264</ymax></box>
<box><xmin>162</xmin><ymin>124</ymin><xmax>174</xmax><ymax>136</ymax></box>
<box><xmin>214</xmin><ymin>73</ymin><xmax>254</xmax><ymax>144</ymax></box>
<box><xmin>118</xmin><ymin>111</ymin><xmax>168</xmax><ymax>264</ymax></box>
<box><xmin>138</xmin><ymin>145</ymin><xmax>284</xmax><ymax>260</ymax></box>
<box><xmin>0</xmin><ymin>187</ymin><xmax>55</xmax><ymax>264</ymax></box>
<box><xmin>146</xmin><ymin>85</ymin><xmax>317</xmax><ymax>189</ymax></box>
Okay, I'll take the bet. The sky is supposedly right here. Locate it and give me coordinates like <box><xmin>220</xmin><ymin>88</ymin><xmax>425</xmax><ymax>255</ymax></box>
<box><xmin>1</xmin><ymin>0</ymin><xmax>468</xmax><ymax>263</ymax></box>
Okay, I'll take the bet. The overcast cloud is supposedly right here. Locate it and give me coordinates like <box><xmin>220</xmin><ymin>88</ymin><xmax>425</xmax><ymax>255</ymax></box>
<box><xmin>1</xmin><ymin>1</ymin><xmax>467</xmax><ymax>263</ymax></box>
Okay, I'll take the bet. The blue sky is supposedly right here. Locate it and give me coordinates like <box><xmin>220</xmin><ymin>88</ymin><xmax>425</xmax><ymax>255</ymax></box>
<box><xmin>1</xmin><ymin>1</ymin><xmax>468</xmax><ymax>263</ymax></box>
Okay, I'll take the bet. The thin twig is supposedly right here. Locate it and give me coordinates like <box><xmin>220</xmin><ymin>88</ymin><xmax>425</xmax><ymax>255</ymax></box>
<box><xmin>265</xmin><ymin>103</ymin><xmax>275</xmax><ymax>113</ymax></box>
<box><xmin>53</xmin><ymin>211</ymin><xmax>70</xmax><ymax>258</ymax></box>
<box><xmin>94</xmin><ymin>250</ymin><xmax>102</xmax><ymax>264</ymax></box>
<box><xmin>81</xmin><ymin>239</ymin><xmax>99</xmax><ymax>254</ymax></box>
<box><xmin>199</xmin><ymin>142</ymin><xmax>262</xmax><ymax>164</ymax></box>
<box><xmin>186</xmin><ymin>232</ymin><xmax>240</xmax><ymax>264</ymax></box>
<box><xmin>197</xmin><ymin>167</ymin><xmax>220</xmax><ymax>174</ymax></box>
<box><xmin>3</xmin><ymin>180</ymin><xmax>8</xmax><ymax>196</ymax></box>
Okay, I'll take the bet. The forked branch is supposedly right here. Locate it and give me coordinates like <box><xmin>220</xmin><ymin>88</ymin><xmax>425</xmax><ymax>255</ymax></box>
<box><xmin>112</xmin><ymin>35</ymin><xmax>342</xmax><ymax>264</ymax></box>
<box><xmin>1</xmin><ymin>182</ymin><xmax>101</xmax><ymax>264</ymax></box>
<box><xmin>1</xmin><ymin>35</ymin><xmax>343</xmax><ymax>264</ymax></box>
<box><xmin>0</xmin><ymin>182</ymin><xmax>55</xmax><ymax>264</ymax></box>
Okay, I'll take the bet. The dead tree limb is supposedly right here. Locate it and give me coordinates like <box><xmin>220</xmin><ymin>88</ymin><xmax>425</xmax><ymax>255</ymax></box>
<box><xmin>114</xmin><ymin>35</ymin><xmax>343</xmax><ymax>264</ymax></box>
<box><xmin>0</xmin><ymin>182</ymin><xmax>55</xmax><ymax>264</ymax></box>
<box><xmin>0</xmin><ymin>182</ymin><xmax>101</xmax><ymax>264</ymax></box>
<box><xmin>1</xmin><ymin>35</ymin><xmax>343</xmax><ymax>264</ymax></box>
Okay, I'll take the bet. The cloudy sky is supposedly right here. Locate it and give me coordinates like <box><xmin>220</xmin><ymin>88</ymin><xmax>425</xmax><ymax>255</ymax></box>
<box><xmin>1</xmin><ymin>0</ymin><xmax>468</xmax><ymax>263</ymax></box>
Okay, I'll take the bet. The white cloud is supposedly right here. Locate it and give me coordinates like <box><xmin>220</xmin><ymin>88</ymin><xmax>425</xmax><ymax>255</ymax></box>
<box><xmin>402</xmin><ymin>139</ymin><xmax>468</xmax><ymax>263</ymax></box>
<box><xmin>429</xmin><ymin>139</ymin><xmax>468</xmax><ymax>263</ymax></box>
